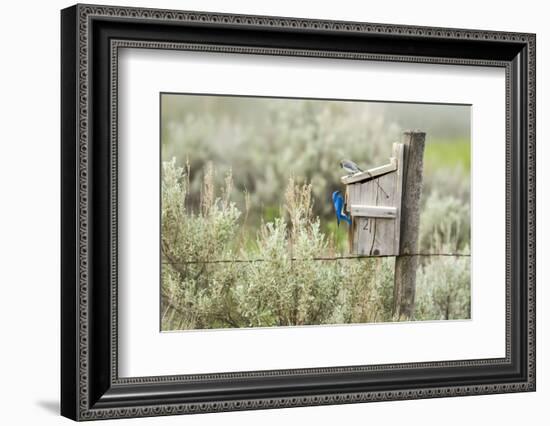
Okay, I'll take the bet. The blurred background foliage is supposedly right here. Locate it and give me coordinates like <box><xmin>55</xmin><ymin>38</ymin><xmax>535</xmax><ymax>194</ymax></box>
<box><xmin>160</xmin><ymin>95</ymin><xmax>471</xmax><ymax>330</ymax></box>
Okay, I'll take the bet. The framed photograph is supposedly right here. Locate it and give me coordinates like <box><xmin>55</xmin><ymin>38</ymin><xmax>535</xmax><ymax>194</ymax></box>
<box><xmin>61</xmin><ymin>4</ymin><xmax>536</xmax><ymax>421</ymax></box>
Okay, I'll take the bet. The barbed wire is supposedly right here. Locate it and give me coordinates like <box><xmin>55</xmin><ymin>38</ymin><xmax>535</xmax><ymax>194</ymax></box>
<box><xmin>162</xmin><ymin>252</ymin><xmax>471</xmax><ymax>265</ymax></box>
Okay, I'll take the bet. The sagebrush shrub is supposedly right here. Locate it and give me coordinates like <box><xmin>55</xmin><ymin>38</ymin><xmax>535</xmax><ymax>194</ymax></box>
<box><xmin>161</xmin><ymin>160</ymin><xmax>470</xmax><ymax>330</ymax></box>
<box><xmin>415</xmin><ymin>254</ymin><xmax>471</xmax><ymax>320</ymax></box>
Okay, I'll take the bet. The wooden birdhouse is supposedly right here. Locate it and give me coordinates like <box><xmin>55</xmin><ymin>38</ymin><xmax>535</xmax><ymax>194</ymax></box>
<box><xmin>341</xmin><ymin>142</ymin><xmax>405</xmax><ymax>256</ymax></box>
<box><xmin>340</xmin><ymin>131</ymin><xmax>426</xmax><ymax>319</ymax></box>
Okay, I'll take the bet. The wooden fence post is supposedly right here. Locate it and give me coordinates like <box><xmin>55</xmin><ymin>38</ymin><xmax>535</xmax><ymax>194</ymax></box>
<box><xmin>393</xmin><ymin>130</ymin><xmax>426</xmax><ymax>320</ymax></box>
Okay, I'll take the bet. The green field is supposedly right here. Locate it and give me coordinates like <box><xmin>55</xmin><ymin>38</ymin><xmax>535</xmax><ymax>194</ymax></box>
<box><xmin>424</xmin><ymin>138</ymin><xmax>470</xmax><ymax>173</ymax></box>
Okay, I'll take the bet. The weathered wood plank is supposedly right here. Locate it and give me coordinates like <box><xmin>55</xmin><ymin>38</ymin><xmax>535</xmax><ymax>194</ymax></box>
<box><xmin>393</xmin><ymin>142</ymin><xmax>405</xmax><ymax>255</ymax></box>
<box><xmin>355</xmin><ymin>171</ymin><xmax>398</xmax><ymax>256</ymax></box>
<box><xmin>350</xmin><ymin>205</ymin><xmax>397</xmax><ymax>218</ymax></box>
<box><xmin>340</xmin><ymin>157</ymin><xmax>397</xmax><ymax>185</ymax></box>
<box><xmin>355</xmin><ymin>174</ymin><xmax>369</xmax><ymax>255</ymax></box>
<box><xmin>393</xmin><ymin>131</ymin><xmax>426</xmax><ymax>320</ymax></box>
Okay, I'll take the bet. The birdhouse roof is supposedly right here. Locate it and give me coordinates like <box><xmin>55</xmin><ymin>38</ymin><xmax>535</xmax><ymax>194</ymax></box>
<box><xmin>340</xmin><ymin>157</ymin><xmax>397</xmax><ymax>185</ymax></box>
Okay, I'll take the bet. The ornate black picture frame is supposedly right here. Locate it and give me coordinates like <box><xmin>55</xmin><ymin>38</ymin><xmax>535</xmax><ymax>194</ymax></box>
<box><xmin>61</xmin><ymin>4</ymin><xmax>535</xmax><ymax>421</ymax></box>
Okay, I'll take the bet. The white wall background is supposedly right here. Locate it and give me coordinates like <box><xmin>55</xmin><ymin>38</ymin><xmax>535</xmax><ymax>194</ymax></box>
<box><xmin>0</xmin><ymin>0</ymin><xmax>546</xmax><ymax>424</ymax></box>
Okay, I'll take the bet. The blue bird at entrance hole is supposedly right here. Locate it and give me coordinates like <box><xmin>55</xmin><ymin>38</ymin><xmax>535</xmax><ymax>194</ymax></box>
<box><xmin>332</xmin><ymin>191</ymin><xmax>352</xmax><ymax>227</ymax></box>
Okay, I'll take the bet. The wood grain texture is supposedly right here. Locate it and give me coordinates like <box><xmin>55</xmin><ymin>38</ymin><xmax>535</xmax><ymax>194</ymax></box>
<box><xmin>351</xmin><ymin>172</ymin><xmax>399</xmax><ymax>256</ymax></box>
<box><xmin>350</xmin><ymin>205</ymin><xmax>397</xmax><ymax>218</ymax></box>
<box><xmin>346</xmin><ymin>143</ymin><xmax>404</xmax><ymax>256</ymax></box>
<box><xmin>341</xmin><ymin>157</ymin><xmax>397</xmax><ymax>184</ymax></box>
<box><xmin>393</xmin><ymin>143</ymin><xmax>405</xmax><ymax>254</ymax></box>
<box><xmin>393</xmin><ymin>131</ymin><xmax>426</xmax><ymax>320</ymax></box>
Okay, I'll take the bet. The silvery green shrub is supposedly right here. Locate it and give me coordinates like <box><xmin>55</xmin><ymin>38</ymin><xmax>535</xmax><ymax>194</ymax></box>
<box><xmin>161</xmin><ymin>160</ymin><xmax>470</xmax><ymax>330</ymax></box>
<box><xmin>415</xmin><ymin>254</ymin><xmax>471</xmax><ymax>320</ymax></box>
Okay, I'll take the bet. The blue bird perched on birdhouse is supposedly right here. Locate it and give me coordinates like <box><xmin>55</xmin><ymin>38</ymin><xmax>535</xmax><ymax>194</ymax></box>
<box><xmin>332</xmin><ymin>191</ymin><xmax>352</xmax><ymax>227</ymax></box>
<box><xmin>340</xmin><ymin>159</ymin><xmax>362</xmax><ymax>175</ymax></box>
